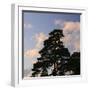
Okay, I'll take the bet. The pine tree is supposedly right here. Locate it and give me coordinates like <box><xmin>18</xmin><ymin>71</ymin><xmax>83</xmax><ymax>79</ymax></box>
<box><xmin>32</xmin><ymin>29</ymin><xmax>70</xmax><ymax>77</ymax></box>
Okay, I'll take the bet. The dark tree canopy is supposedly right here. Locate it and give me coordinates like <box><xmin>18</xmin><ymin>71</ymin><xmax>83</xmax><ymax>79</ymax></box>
<box><xmin>31</xmin><ymin>29</ymin><xmax>80</xmax><ymax>77</ymax></box>
<box><xmin>66</xmin><ymin>52</ymin><xmax>80</xmax><ymax>75</ymax></box>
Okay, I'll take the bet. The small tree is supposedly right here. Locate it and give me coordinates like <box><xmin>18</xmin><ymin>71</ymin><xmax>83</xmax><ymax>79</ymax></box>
<box><xmin>32</xmin><ymin>29</ymin><xmax>70</xmax><ymax>77</ymax></box>
<box><xmin>66</xmin><ymin>52</ymin><xmax>80</xmax><ymax>75</ymax></box>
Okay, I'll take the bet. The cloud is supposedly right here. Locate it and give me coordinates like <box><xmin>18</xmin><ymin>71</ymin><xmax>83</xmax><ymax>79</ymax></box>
<box><xmin>54</xmin><ymin>19</ymin><xmax>80</xmax><ymax>31</ymax></box>
<box><xmin>74</xmin><ymin>40</ymin><xmax>80</xmax><ymax>52</ymax></box>
<box><xmin>63</xmin><ymin>32</ymin><xmax>80</xmax><ymax>53</ymax></box>
<box><xmin>54</xmin><ymin>19</ymin><xmax>80</xmax><ymax>32</ymax></box>
<box><xmin>25</xmin><ymin>21</ymin><xmax>80</xmax><ymax>58</ymax></box>
<box><xmin>63</xmin><ymin>22</ymin><xmax>80</xmax><ymax>31</ymax></box>
<box><xmin>63</xmin><ymin>34</ymin><xmax>71</xmax><ymax>44</ymax></box>
<box><xmin>24</xmin><ymin>49</ymin><xmax>40</xmax><ymax>58</ymax></box>
<box><xmin>32</xmin><ymin>61</ymin><xmax>37</xmax><ymax>64</ymax></box>
<box><xmin>62</xmin><ymin>32</ymin><xmax>80</xmax><ymax>54</ymax></box>
<box><xmin>54</xmin><ymin>19</ymin><xmax>64</xmax><ymax>28</ymax></box>
<box><xmin>54</xmin><ymin>19</ymin><xmax>64</xmax><ymax>25</ymax></box>
<box><xmin>62</xmin><ymin>21</ymin><xmax>80</xmax><ymax>53</ymax></box>
<box><xmin>24</xmin><ymin>23</ymin><xmax>32</xmax><ymax>29</ymax></box>
<box><xmin>24</xmin><ymin>32</ymin><xmax>48</xmax><ymax>58</ymax></box>
<box><xmin>35</xmin><ymin>32</ymin><xmax>48</xmax><ymax>48</ymax></box>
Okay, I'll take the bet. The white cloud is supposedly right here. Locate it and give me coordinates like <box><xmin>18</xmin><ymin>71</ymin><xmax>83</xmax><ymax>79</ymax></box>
<box><xmin>63</xmin><ymin>22</ymin><xmax>80</xmax><ymax>31</ymax></box>
<box><xmin>24</xmin><ymin>32</ymin><xmax>48</xmax><ymax>58</ymax></box>
<box><xmin>54</xmin><ymin>19</ymin><xmax>80</xmax><ymax>32</ymax></box>
<box><xmin>74</xmin><ymin>40</ymin><xmax>80</xmax><ymax>52</ymax></box>
<box><xmin>62</xmin><ymin>21</ymin><xmax>80</xmax><ymax>53</ymax></box>
<box><xmin>63</xmin><ymin>34</ymin><xmax>71</xmax><ymax>44</ymax></box>
<box><xmin>35</xmin><ymin>32</ymin><xmax>48</xmax><ymax>48</ymax></box>
<box><xmin>24</xmin><ymin>23</ymin><xmax>32</xmax><ymax>29</ymax></box>
<box><xmin>24</xmin><ymin>49</ymin><xmax>40</xmax><ymax>58</ymax></box>
<box><xmin>63</xmin><ymin>32</ymin><xmax>80</xmax><ymax>54</ymax></box>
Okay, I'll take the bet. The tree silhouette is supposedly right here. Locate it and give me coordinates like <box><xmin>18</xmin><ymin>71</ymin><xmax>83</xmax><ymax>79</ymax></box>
<box><xmin>31</xmin><ymin>29</ymin><xmax>70</xmax><ymax>77</ymax></box>
<box><xmin>66</xmin><ymin>52</ymin><xmax>80</xmax><ymax>75</ymax></box>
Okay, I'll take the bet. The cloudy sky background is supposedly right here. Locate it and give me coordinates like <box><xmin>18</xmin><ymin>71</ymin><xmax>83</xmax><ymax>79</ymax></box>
<box><xmin>23</xmin><ymin>11</ymin><xmax>80</xmax><ymax>71</ymax></box>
